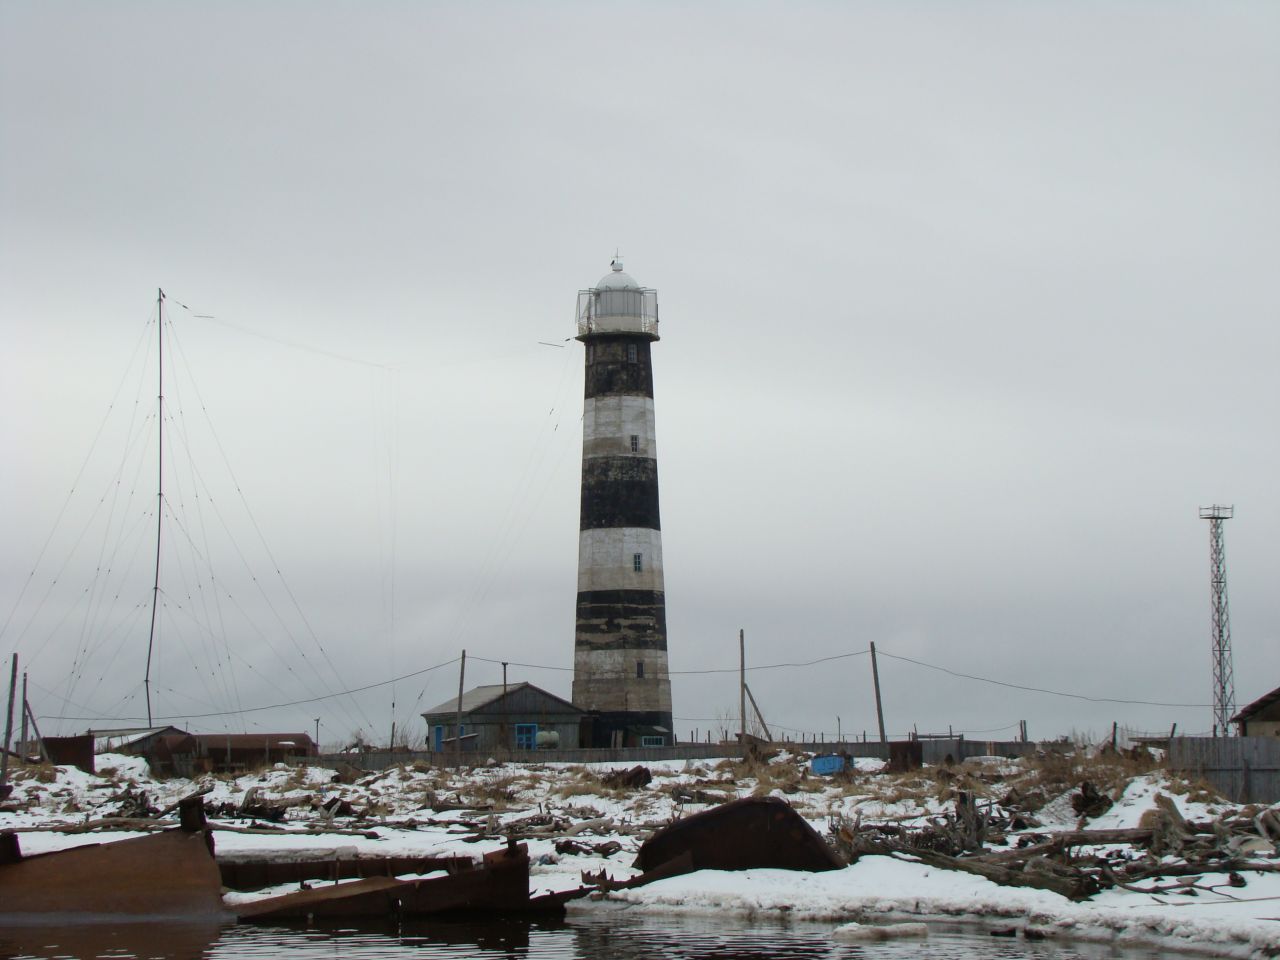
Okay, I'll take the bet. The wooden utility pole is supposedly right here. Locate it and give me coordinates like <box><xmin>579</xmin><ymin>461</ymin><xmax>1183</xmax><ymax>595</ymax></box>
<box><xmin>455</xmin><ymin>650</ymin><xmax>466</xmax><ymax>768</ymax></box>
<box><xmin>19</xmin><ymin>672</ymin><xmax>28</xmax><ymax>757</ymax></box>
<box><xmin>738</xmin><ymin>629</ymin><xmax>746</xmax><ymax>751</ymax></box>
<box><xmin>2</xmin><ymin>654</ymin><xmax>17</xmax><ymax>788</ymax></box>
<box><xmin>23</xmin><ymin>701</ymin><xmax>47</xmax><ymax>762</ymax></box>
<box><xmin>744</xmin><ymin>683</ymin><xmax>772</xmax><ymax>741</ymax></box>
<box><xmin>870</xmin><ymin>641</ymin><xmax>887</xmax><ymax>745</ymax></box>
<box><xmin>501</xmin><ymin>661</ymin><xmax>508</xmax><ymax>751</ymax></box>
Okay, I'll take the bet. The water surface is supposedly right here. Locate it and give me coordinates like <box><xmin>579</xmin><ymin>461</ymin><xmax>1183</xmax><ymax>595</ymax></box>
<box><xmin>0</xmin><ymin>912</ymin><xmax>1185</xmax><ymax>960</ymax></box>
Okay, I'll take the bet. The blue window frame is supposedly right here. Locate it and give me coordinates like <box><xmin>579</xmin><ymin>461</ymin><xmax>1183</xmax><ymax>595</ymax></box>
<box><xmin>433</xmin><ymin>725</ymin><xmax>444</xmax><ymax>750</ymax></box>
<box><xmin>515</xmin><ymin>723</ymin><xmax>538</xmax><ymax>750</ymax></box>
<box><xmin>641</xmin><ymin>735</ymin><xmax>664</xmax><ymax>747</ymax></box>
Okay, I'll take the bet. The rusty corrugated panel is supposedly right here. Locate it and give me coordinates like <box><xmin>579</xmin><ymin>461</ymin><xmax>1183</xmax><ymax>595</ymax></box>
<box><xmin>633</xmin><ymin>796</ymin><xmax>844</xmax><ymax>875</ymax></box>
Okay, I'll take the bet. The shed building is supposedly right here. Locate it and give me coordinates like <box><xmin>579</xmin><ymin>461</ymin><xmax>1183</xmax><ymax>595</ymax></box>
<box><xmin>192</xmin><ymin>733</ymin><xmax>317</xmax><ymax>771</ymax></box>
<box><xmin>88</xmin><ymin>726</ymin><xmax>210</xmax><ymax>777</ymax></box>
<box><xmin>422</xmin><ymin>682</ymin><xmax>584</xmax><ymax>754</ymax></box>
<box><xmin>1233</xmin><ymin>685</ymin><xmax>1280</xmax><ymax>738</ymax></box>
<box><xmin>84</xmin><ymin>728</ymin><xmax>315</xmax><ymax>774</ymax></box>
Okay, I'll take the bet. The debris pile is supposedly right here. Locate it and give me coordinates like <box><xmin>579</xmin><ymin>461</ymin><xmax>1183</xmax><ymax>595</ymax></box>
<box><xmin>833</xmin><ymin>780</ymin><xmax>1279</xmax><ymax>902</ymax></box>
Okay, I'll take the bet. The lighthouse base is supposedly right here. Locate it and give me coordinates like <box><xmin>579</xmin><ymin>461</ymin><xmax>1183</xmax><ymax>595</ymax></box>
<box><xmin>577</xmin><ymin>711</ymin><xmax>673</xmax><ymax>749</ymax></box>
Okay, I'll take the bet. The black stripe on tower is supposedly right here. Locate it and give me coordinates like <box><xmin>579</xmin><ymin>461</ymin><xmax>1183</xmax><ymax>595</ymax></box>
<box><xmin>584</xmin><ymin>336</ymin><xmax>654</xmax><ymax>400</ymax></box>
<box><xmin>580</xmin><ymin>457</ymin><xmax>660</xmax><ymax>530</ymax></box>
<box><xmin>575</xmin><ymin>590</ymin><xmax>668</xmax><ymax>650</ymax></box>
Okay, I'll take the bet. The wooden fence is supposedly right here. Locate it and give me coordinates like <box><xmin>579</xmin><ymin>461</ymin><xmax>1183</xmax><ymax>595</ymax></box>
<box><xmin>313</xmin><ymin>737</ymin><xmax>1048</xmax><ymax>772</ymax></box>
<box><xmin>1168</xmin><ymin>736</ymin><xmax>1280</xmax><ymax>804</ymax></box>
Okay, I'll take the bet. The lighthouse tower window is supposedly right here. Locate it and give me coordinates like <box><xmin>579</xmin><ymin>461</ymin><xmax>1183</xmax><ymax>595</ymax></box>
<box><xmin>633</xmin><ymin>553</ymin><xmax>643</xmax><ymax>572</ymax></box>
<box><xmin>626</xmin><ymin>343</ymin><xmax>638</xmax><ymax>363</ymax></box>
<box><xmin>630</xmin><ymin>434</ymin><xmax>639</xmax><ymax>453</ymax></box>
<box><xmin>636</xmin><ymin>660</ymin><xmax>645</xmax><ymax>678</ymax></box>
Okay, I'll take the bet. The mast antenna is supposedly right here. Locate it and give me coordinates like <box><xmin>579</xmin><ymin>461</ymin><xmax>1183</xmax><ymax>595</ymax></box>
<box><xmin>1199</xmin><ymin>504</ymin><xmax>1236</xmax><ymax>736</ymax></box>
<box><xmin>144</xmin><ymin>288</ymin><xmax>165</xmax><ymax>727</ymax></box>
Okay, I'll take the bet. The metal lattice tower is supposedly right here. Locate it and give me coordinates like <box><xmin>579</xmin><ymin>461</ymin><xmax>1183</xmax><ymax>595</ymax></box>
<box><xmin>1199</xmin><ymin>505</ymin><xmax>1236</xmax><ymax>737</ymax></box>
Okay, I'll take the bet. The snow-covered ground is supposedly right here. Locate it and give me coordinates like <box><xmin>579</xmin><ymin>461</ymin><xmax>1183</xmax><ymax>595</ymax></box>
<box><xmin>2</xmin><ymin>751</ymin><xmax>1278</xmax><ymax>958</ymax></box>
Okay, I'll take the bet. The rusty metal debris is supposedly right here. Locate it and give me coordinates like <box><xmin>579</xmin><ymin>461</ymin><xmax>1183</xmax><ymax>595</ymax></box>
<box><xmin>218</xmin><ymin>853</ymin><xmax>473</xmax><ymax>891</ymax></box>
<box><xmin>2</xmin><ymin>789</ymin><xmax>574</xmax><ymax>925</ymax></box>
<box><xmin>233</xmin><ymin>840</ymin><xmax>577</xmax><ymax>922</ymax></box>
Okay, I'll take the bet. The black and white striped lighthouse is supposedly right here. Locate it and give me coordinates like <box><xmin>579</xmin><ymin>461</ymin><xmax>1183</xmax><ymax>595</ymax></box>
<box><xmin>571</xmin><ymin>259</ymin><xmax>673</xmax><ymax>748</ymax></box>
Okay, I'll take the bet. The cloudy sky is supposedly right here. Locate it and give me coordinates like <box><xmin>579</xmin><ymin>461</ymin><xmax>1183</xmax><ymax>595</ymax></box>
<box><xmin>2</xmin><ymin>2</ymin><xmax>1276</xmax><ymax>748</ymax></box>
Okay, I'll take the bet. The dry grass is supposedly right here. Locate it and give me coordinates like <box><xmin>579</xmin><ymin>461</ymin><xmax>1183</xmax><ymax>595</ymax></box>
<box><xmin>553</xmin><ymin>767</ymin><xmax>612</xmax><ymax>800</ymax></box>
<box><xmin>18</xmin><ymin>762</ymin><xmax>60</xmax><ymax>784</ymax></box>
<box><xmin>468</xmin><ymin>773</ymin><xmax>523</xmax><ymax>810</ymax></box>
<box><xmin>1159</xmin><ymin>772</ymin><xmax>1225</xmax><ymax>805</ymax></box>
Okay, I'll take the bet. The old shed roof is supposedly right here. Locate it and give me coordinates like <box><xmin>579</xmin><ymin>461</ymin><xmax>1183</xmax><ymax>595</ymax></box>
<box><xmin>1232</xmin><ymin>684</ymin><xmax>1280</xmax><ymax>723</ymax></box>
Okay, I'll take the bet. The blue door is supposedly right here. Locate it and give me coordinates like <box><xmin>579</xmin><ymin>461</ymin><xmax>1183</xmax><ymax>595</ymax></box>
<box><xmin>433</xmin><ymin>725</ymin><xmax>444</xmax><ymax>750</ymax></box>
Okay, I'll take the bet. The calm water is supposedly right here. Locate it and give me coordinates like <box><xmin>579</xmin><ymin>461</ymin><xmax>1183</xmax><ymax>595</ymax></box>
<box><xmin>0</xmin><ymin>912</ymin><xmax>1181</xmax><ymax>960</ymax></box>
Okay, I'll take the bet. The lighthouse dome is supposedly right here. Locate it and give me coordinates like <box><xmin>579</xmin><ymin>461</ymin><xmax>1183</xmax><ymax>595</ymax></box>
<box><xmin>597</xmin><ymin>260</ymin><xmax>640</xmax><ymax>291</ymax></box>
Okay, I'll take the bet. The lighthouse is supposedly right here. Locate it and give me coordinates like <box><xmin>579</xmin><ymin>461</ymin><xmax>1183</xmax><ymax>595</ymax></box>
<box><xmin>571</xmin><ymin>259</ymin><xmax>673</xmax><ymax>748</ymax></box>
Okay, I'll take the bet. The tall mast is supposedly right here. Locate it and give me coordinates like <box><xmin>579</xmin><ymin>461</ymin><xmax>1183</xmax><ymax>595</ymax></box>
<box><xmin>1200</xmin><ymin>505</ymin><xmax>1236</xmax><ymax>736</ymax></box>
<box><xmin>144</xmin><ymin>288</ymin><xmax>164</xmax><ymax>727</ymax></box>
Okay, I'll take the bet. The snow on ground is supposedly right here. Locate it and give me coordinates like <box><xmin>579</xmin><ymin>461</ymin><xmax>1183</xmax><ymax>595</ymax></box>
<box><xmin>600</xmin><ymin>857</ymin><xmax>1280</xmax><ymax>959</ymax></box>
<box><xmin>3</xmin><ymin>750</ymin><xmax>1278</xmax><ymax>958</ymax></box>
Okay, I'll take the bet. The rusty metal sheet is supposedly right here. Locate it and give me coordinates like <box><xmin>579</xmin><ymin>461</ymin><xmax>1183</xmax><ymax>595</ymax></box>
<box><xmin>633</xmin><ymin>796</ymin><xmax>844</xmax><ymax>876</ymax></box>
<box><xmin>0</xmin><ymin>828</ymin><xmax>225</xmax><ymax>920</ymax></box>
<box><xmin>42</xmin><ymin>735</ymin><xmax>95</xmax><ymax>774</ymax></box>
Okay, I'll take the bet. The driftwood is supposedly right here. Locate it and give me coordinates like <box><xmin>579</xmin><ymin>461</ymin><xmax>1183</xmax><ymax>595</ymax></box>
<box><xmin>867</xmin><ymin>842</ymin><xmax>1096</xmax><ymax>900</ymax></box>
<box><xmin>155</xmin><ymin>785</ymin><xmax>214</xmax><ymax>820</ymax></box>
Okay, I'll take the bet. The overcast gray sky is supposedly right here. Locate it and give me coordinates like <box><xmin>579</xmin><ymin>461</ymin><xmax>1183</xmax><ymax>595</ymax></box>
<box><xmin>2</xmin><ymin>2</ymin><xmax>1276</xmax><ymax>747</ymax></box>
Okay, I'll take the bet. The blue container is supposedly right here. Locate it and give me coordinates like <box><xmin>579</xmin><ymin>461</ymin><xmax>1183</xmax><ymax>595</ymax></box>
<box><xmin>809</xmin><ymin>754</ymin><xmax>848</xmax><ymax>776</ymax></box>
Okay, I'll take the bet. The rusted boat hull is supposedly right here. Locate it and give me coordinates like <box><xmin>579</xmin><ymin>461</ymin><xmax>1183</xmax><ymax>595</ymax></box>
<box><xmin>633</xmin><ymin>795</ymin><xmax>844</xmax><ymax>876</ymax></box>
<box><xmin>0</xmin><ymin>829</ymin><xmax>226</xmax><ymax>922</ymax></box>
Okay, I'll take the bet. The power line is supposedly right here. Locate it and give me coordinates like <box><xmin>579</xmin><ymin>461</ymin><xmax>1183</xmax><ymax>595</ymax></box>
<box><xmin>35</xmin><ymin>641</ymin><xmax>1211</xmax><ymax>728</ymax></box>
<box><xmin>40</xmin><ymin>655</ymin><xmax>460</xmax><ymax>723</ymax></box>
<box><xmin>469</xmin><ymin>649</ymin><xmax>870</xmax><ymax>676</ymax></box>
<box><xmin>875</xmin><ymin>650</ymin><xmax>1211</xmax><ymax>708</ymax></box>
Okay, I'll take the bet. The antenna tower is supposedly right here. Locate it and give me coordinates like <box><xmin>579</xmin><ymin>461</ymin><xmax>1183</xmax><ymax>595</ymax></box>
<box><xmin>1199</xmin><ymin>505</ymin><xmax>1236</xmax><ymax>736</ymax></box>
